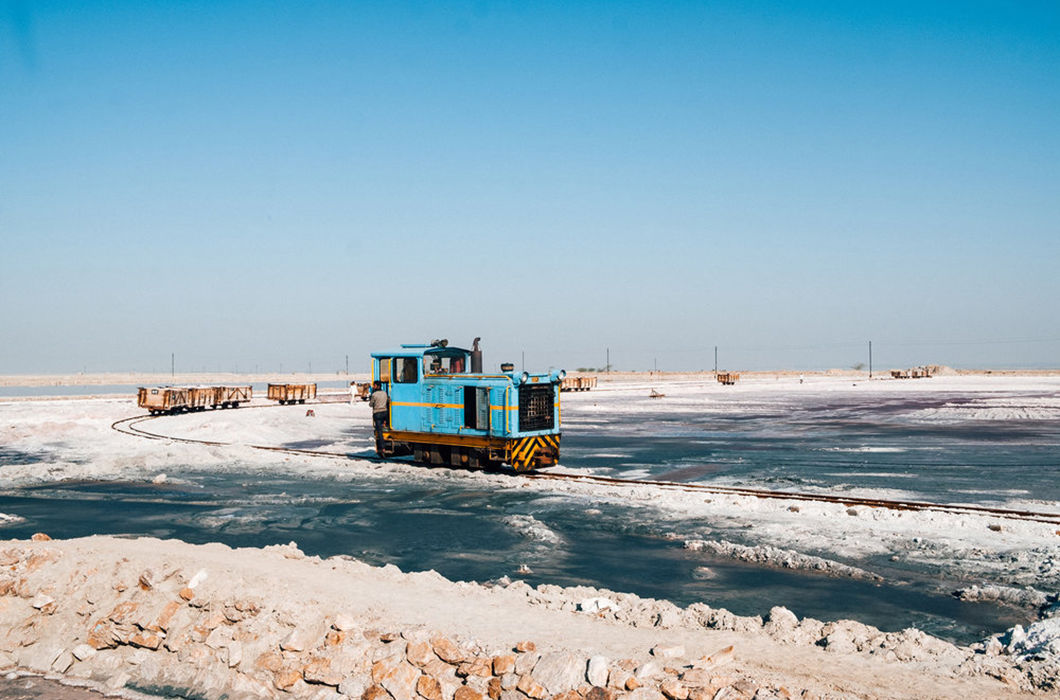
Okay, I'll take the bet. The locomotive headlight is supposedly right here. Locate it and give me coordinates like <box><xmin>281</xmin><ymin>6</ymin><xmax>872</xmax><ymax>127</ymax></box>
<box><xmin>520</xmin><ymin>371</ymin><xmax>530</xmax><ymax>384</ymax></box>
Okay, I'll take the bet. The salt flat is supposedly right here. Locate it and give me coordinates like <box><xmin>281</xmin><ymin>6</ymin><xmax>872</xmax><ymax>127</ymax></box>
<box><xmin>0</xmin><ymin>373</ymin><xmax>1058</xmax><ymax>697</ymax></box>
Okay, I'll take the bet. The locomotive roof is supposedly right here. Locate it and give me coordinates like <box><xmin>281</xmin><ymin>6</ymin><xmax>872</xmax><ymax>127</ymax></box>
<box><xmin>370</xmin><ymin>345</ymin><xmax>471</xmax><ymax>358</ymax></box>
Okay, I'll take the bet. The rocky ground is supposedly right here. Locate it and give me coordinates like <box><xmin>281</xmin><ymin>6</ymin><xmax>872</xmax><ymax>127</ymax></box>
<box><xmin>0</xmin><ymin>535</ymin><xmax>1055</xmax><ymax>700</ymax></box>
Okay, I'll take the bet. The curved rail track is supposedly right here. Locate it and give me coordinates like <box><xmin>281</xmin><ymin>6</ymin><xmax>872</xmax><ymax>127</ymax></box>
<box><xmin>111</xmin><ymin>407</ymin><xmax>1060</xmax><ymax>526</ymax></box>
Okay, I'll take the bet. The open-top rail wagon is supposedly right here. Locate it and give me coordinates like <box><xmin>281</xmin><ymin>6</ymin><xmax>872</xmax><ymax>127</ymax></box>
<box><xmin>137</xmin><ymin>385</ymin><xmax>253</xmax><ymax>414</ymax></box>
<box><xmin>137</xmin><ymin>387</ymin><xmax>190</xmax><ymax>415</ymax></box>
<box><xmin>561</xmin><ymin>376</ymin><xmax>597</xmax><ymax>392</ymax></box>
<box><xmin>267</xmin><ymin>383</ymin><xmax>317</xmax><ymax>405</ymax></box>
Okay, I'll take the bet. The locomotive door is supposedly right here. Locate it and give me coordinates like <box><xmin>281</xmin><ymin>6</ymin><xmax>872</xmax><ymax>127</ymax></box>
<box><xmin>477</xmin><ymin>387</ymin><xmax>490</xmax><ymax>433</ymax></box>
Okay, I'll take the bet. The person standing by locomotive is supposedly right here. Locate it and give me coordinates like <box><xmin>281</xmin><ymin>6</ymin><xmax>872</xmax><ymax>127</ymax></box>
<box><xmin>369</xmin><ymin>381</ymin><xmax>388</xmax><ymax>453</ymax></box>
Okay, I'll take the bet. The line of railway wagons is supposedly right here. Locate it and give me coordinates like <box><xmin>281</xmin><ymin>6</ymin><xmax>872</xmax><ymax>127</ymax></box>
<box><xmin>137</xmin><ymin>385</ymin><xmax>252</xmax><ymax>415</ymax></box>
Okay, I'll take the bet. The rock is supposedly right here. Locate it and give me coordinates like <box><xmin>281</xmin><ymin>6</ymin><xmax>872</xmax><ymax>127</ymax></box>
<box><xmin>650</xmin><ymin>645</ymin><xmax>685</xmax><ymax>660</ymax></box>
<box><xmin>634</xmin><ymin>661</ymin><xmax>662</xmax><ymax>681</ymax></box>
<box><xmin>274</xmin><ymin>668</ymin><xmax>303</xmax><ymax>690</ymax></box>
<box><xmin>660</xmin><ymin>680</ymin><xmax>689</xmax><ymax>700</ymax></box>
<box><xmin>363</xmin><ymin>684</ymin><xmax>390</xmax><ymax>700</ymax></box>
<box><xmin>552</xmin><ymin>692</ymin><xmax>582</xmax><ymax>700</ymax></box>
<box><xmin>764</xmin><ymin>607</ymin><xmax>798</xmax><ymax>634</ymax></box>
<box><xmin>500</xmin><ymin>673</ymin><xmax>519</xmax><ymax>690</ymax></box>
<box><xmin>418</xmin><ymin>674</ymin><xmax>444</xmax><ymax>700</ymax></box>
<box><xmin>107</xmin><ymin>671</ymin><xmax>131</xmax><ymax>690</ymax></box>
<box><xmin>625</xmin><ymin>677</ymin><xmax>641</xmax><ymax>691</ymax></box>
<box><xmin>188</xmin><ymin>569</ymin><xmax>208</xmax><ymax>588</ymax></box>
<box><xmin>492</xmin><ymin>654</ymin><xmax>516</xmax><ymax>675</ymax></box>
<box><xmin>50</xmin><ymin>649</ymin><xmax>74</xmax><ymax>673</ymax></box>
<box><xmin>338</xmin><ymin>677</ymin><xmax>367</xmax><ymax>697</ymax></box>
<box><xmin>578</xmin><ymin>598</ymin><xmax>618</xmax><ymax>614</ymax></box>
<box><xmin>152</xmin><ymin>600</ymin><xmax>182</xmax><ymax>632</ymax></box>
<box><xmin>128</xmin><ymin>632</ymin><xmax>162</xmax><ymax>650</ymax></box>
<box><xmin>72</xmin><ymin>644</ymin><xmax>96</xmax><ymax>661</ymax></box>
<box><xmin>138</xmin><ymin>569</ymin><xmax>155</xmax><ymax>590</ymax></box>
<box><xmin>532</xmin><ymin>652</ymin><xmax>586</xmax><ymax>694</ymax></box>
<box><xmin>30</xmin><ymin>593</ymin><xmax>54</xmax><ymax>610</ymax></box>
<box><xmin>627</xmin><ymin>688</ymin><xmax>665</xmax><ymax>700</ymax></box>
<box><xmin>516</xmin><ymin>675</ymin><xmax>547</xmax><ymax>699</ymax></box>
<box><xmin>455</xmin><ymin>687</ymin><xmax>485</xmax><ymax>700</ymax></box>
<box><xmin>179</xmin><ymin>587</ymin><xmax>195</xmax><ymax>601</ymax></box>
<box><xmin>432</xmin><ymin>635</ymin><xmax>466</xmax><ymax>664</ymax></box>
<box><xmin>281</xmin><ymin>628</ymin><xmax>312</xmax><ymax>652</ymax></box>
<box><xmin>408</xmin><ymin>640</ymin><xmax>437</xmax><ymax>667</ymax></box>
<box><xmin>0</xmin><ymin>652</ymin><xmax>14</xmax><ymax>671</ymax></box>
<box><xmin>691</xmin><ymin>646</ymin><xmax>733</xmax><ymax>670</ymax></box>
<box><xmin>265</xmin><ymin>541</ymin><xmax>306</xmax><ymax>559</ymax></box>
<box><xmin>984</xmin><ymin>637</ymin><xmax>1003</xmax><ymax>656</ymax></box>
<box><xmin>227</xmin><ymin>642</ymin><xmax>243</xmax><ymax>668</ymax></box>
<box><xmin>586</xmin><ymin>655</ymin><xmax>609</xmax><ymax>687</ymax></box>
<box><xmin>654</xmin><ymin>607</ymin><xmax>683</xmax><ymax>628</ymax></box>
<box><xmin>86</xmin><ymin>620</ymin><xmax>119</xmax><ymax>650</ymax></box>
<box><xmin>334</xmin><ymin>613</ymin><xmax>359</xmax><ymax>631</ymax></box>
<box><xmin>585</xmin><ymin>688</ymin><xmax>614</xmax><ymax>700</ymax></box>
<box><xmin>515</xmin><ymin>640</ymin><xmax>536</xmax><ymax>653</ymax></box>
<box><xmin>457</xmin><ymin>658</ymin><xmax>492</xmax><ymax>678</ymax></box>
<box><xmin>205</xmin><ymin>627</ymin><xmax>231</xmax><ymax>649</ymax></box>
<box><xmin>381</xmin><ymin>660</ymin><xmax>421</xmax><ymax>700</ymax></box>
<box><xmin>30</xmin><ymin>533</ymin><xmax>51</xmax><ymax>541</ymax></box>
<box><xmin>304</xmin><ymin>656</ymin><xmax>343</xmax><ymax>686</ymax></box>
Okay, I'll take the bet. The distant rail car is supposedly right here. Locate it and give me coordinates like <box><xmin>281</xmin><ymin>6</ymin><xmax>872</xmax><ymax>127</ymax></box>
<box><xmin>370</xmin><ymin>339</ymin><xmax>564</xmax><ymax>471</ymax></box>
<box><xmin>560</xmin><ymin>376</ymin><xmax>597</xmax><ymax>392</ymax></box>
<box><xmin>717</xmin><ymin>372</ymin><xmax>740</xmax><ymax>385</ymax></box>
<box><xmin>137</xmin><ymin>385</ymin><xmax>252</xmax><ymax>415</ymax></box>
<box><xmin>891</xmin><ymin>366</ymin><xmax>936</xmax><ymax>380</ymax></box>
<box><xmin>138</xmin><ymin>387</ymin><xmax>190</xmax><ymax>415</ymax></box>
<box><xmin>267</xmin><ymin>383</ymin><xmax>317</xmax><ymax>405</ymax></box>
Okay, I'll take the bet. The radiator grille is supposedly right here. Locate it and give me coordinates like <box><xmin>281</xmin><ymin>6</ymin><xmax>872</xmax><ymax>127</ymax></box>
<box><xmin>518</xmin><ymin>384</ymin><xmax>555</xmax><ymax>432</ymax></box>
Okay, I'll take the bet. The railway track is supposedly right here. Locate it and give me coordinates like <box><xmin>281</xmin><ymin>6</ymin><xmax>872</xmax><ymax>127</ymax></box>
<box><xmin>111</xmin><ymin>409</ymin><xmax>1060</xmax><ymax>526</ymax></box>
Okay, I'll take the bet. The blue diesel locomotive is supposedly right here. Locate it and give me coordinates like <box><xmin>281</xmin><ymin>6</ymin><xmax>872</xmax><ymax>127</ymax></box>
<box><xmin>370</xmin><ymin>340</ymin><xmax>564</xmax><ymax>471</ymax></box>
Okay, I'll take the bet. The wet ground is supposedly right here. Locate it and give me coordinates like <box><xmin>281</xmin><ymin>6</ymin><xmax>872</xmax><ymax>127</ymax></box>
<box><xmin>0</xmin><ymin>471</ymin><xmax>1029</xmax><ymax>644</ymax></box>
<box><xmin>1</xmin><ymin>382</ymin><xmax>1057</xmax><ymax>645</ymax></box>
<box><xmin>0</xmin><ymin>675</ymin><xmax>105</xmax><ymax>699</ymax></box>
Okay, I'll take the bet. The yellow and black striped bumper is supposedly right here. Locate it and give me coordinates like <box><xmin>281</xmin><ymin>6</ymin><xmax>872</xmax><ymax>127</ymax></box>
<box><xmin>508</xmin><ymin>434</ymin><xmax>561</xmax><ymax>471</ymax></box>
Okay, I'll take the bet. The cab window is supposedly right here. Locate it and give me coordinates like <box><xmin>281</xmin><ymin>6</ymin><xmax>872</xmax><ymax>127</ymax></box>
<box><xmin>394</xmin><ymin>357</ymin><xmax>418</xmax><ymax>383</ymax></box>
<box><xmin>424</xmin><ymin>353</ymin><xmax>467</xmax><ymax>375</ymax></box>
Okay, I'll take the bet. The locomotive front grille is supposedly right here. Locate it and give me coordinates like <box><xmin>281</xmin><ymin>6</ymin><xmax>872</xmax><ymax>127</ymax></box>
<box><xmin>518</xmin><ymin>384</ymin><xmax>555</xmax><ymax>432</ymax></box>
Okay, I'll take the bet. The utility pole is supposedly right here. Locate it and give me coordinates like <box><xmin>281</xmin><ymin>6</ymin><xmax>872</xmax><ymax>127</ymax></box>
<box><xmin>606</xmin><ymin>348</ymin><xmax>610</xmax><ymax>373</ymax></box>
<box><xmin>171</xmin><ymin>353</ymin><xmax>174</xmax><ymax>378</ymax></box>
<box><xmin>522</xmin><ymin>350</ymin><xmax>525</xmax><ymax>371</ymax></box>
<box><xmin>714</xmin><ymin>346</ymin><xmax>718</xmax><ymax>376</ymax></box>
<box><xmin>869</xmin><ymin>341</ymin><xmax>873</xmax><ymax>379</ymax></box>
<box><xmin>345</xmin><ymin>355</ymin><xmax>349</xmax><ymax>375</ymax></box>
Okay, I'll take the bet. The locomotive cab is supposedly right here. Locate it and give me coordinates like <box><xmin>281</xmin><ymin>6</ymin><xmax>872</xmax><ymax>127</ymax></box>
<box><xmin>370</xmin><ymin>341</ymin><xmax>563</xmax><ymax>471</ymax></box>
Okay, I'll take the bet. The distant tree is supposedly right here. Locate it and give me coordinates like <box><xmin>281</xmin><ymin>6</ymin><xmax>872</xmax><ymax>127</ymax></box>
<box><xmin>852</xmin><ymin>362</ymin><xmax>866</xmax><ymax>371</ymax></box>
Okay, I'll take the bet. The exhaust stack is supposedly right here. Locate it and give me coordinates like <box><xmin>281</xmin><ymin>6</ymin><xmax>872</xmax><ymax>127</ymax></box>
<box><xmin>471</xmin><ymin>337</ymin><xmax>483</xmax><ymax>373</ymax></box>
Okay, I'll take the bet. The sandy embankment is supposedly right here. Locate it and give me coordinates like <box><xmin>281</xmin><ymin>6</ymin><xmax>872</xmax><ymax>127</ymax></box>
<box><xmin>0</xmin><ymin>535</ymin><xmax>1052</xmax><ymax>700</ymax></box>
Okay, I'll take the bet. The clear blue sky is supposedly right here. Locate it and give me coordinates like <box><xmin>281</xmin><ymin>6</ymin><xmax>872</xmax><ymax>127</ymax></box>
<box><xmin>2</xmin><ymin>1</ymin><xmax>1058</xmax><ymax>373</ymax></box>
